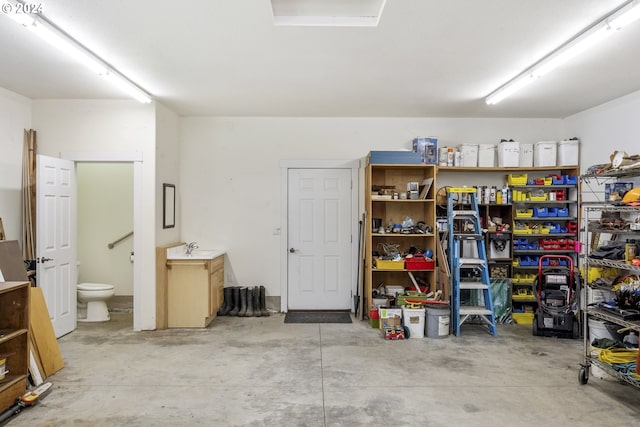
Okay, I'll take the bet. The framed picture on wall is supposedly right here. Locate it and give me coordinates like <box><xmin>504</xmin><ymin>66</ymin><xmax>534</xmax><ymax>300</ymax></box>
<box><xmin>163</xmin><ymin>184</ymin><xmax>175</xmax><ymax>229</ymax></box>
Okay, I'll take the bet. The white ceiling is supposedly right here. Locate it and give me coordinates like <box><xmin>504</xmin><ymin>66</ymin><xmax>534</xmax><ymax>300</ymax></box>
<box><xmin>1</xmin><ymin>0</ymin><xmax>640</xmax><ymax>118</ymax></box>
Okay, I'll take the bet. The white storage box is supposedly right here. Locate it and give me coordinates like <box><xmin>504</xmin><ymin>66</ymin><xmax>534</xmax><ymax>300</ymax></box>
<box><xmin>402</xmin><ymin>307</ymin><xmax>425</xmax><ymax>339</ymax></box>
<box><xmin>557</xmin><ymin>139</ymin><xmax>579</xmax><ymax>166</ymax></box>
<box><xmin>519</xmin><ymin>143</ymin><xmax>534</xmax><ymax>167</ymax></box>
<box><xmin>478</xmin><ymin>144</ymin><xmax>496</xmax><ymax>167</ymax></box>
<box><xmin>458</xmin><ymin>144</ymin><xmax>478</xmax><ymax>167</ymax></box>
<box><xmin>534</xmin><ymin>141</ymin><xmax>557</xmax><ymax>167</ymax></box>
<box><xmin>498</xmin><ymin>140</ymin><xmax>520</xmax><ymax>167</ymax></box>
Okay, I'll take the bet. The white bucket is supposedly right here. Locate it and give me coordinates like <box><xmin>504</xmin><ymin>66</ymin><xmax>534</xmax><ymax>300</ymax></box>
<box><xmin>534</xmin><ymin>141</ymin><xmax>557</xmax><ymax>167</ymax></box>
<box><xmin>478</xmin><ymin>144</ymin><xmax>496</xmax><ymax>167</ymax></box>
<box><xmin>402</xmin><ymin>307</ymin><xmax>425</xmax><ymax>339</ymax></box>
<box><xmin>498</xmin><ymin>140</ymin><xmax>520</xmax><ymax>167</ymax></box>
<box><xmin>519</xmin><ymin>143</ymin><xmax>534</xmax><ymax>167</ymax></box>
<box><xmin>459</xmin><ymin>144</ymin><xmax>478</xmax><ymax>167</ymax></box>
<box><xmin>557</xmin><ymin>139</ymin><xmax>579</xmax><ymax>166</ymax></box>
<box><xmin>588</xmin><ymin>318</ymin><xmax>616</xmax><ymax>343</ymax></box>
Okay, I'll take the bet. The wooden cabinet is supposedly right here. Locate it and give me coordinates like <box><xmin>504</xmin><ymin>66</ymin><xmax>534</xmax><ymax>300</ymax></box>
<box><xmin>0</xmin><ymin>282</ymin><xmax>29</xmax><ymax>412</ymax></box>
<box><xmin>166</xmin><ymin>256</ymin><xmax>224</xmax><ymax>328</ymax></box>
<box><xmin>364</xmin><ymin>162</ymin><xmax>437</xmax><ymax>310</ymax></box>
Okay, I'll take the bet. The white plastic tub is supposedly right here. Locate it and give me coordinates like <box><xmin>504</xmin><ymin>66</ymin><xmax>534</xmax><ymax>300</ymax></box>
<box><xmin>498</xmin><ymin>140</ymin><xmax>520</xmax><ymax>167</ymax></box>
<box><xmin>458</xmin><ymin>144</ymin><xmax>478</xmax><ymax>167</ymax></box>
<box><xmin>477</xmin><ymin>144</ymin><xmax>496</xmax><ymax>167</ymax></box>
<box><xmin>519</xmin><ymin>143</ymin><xmax>534</xmax><ymax>167</ymax></box>
<box><xmin>534</xmin><ymin>141</ymin><xmax>557</xmax><ymax>167</ymax></box>
<box><xmin>557</xmin><ymin>139</ymin><xmax>579</xmax><ymax>166</ymax></box>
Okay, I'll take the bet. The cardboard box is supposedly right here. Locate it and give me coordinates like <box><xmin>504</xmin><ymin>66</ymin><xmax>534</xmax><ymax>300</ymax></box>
<box><xmin>378</xmin><ymin>307</ymin><xmax>402</xmax><ymax>330</ymax></box>
<box><xmin>383</xmin><ymin>326</ymin><xmax>406</xmax><ymax>340</ymax></box>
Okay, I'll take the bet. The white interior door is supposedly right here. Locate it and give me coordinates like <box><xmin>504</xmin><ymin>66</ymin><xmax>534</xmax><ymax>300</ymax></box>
<box><xmin>287</xmin><ymin>168</ymin><xmax>352</xmax><ymax>310</ymax></box>
<box><xmin>37</xmin><ymin>155</ymin><xmax>77</xmax><ymax>337</ymax></box>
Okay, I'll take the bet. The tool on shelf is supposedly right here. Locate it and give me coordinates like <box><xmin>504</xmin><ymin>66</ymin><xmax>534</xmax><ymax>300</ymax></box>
<box><xmin>447</xmin><ymin>187</ymin><xmax>497</xmax><ymax>336</ymax></box>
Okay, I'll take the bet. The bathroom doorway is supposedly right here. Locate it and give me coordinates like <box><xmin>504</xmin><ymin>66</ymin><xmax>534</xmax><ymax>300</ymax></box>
<box><xmin>76</xmin><ymin>162</ymin><xmax>134</xmax><ymax>320</ymax></box>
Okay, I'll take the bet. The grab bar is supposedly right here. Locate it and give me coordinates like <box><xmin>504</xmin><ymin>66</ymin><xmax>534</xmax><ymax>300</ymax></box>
<box><xmin>108</xmin><ymin>231</ymin><xmax>133</xmax><ymax>249</ymax></box>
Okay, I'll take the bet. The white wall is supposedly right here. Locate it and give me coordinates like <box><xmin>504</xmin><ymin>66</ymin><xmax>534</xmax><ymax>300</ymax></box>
<box><xmin>155</xmin><ymin>103</ymin><xmax>181</xmax><ymax>245</ymax></box>
<box><xmin>0</xmin><ymin>88</ymin><xmax>32</xmax><ymax>243</ymax></box>
<box><xmin>77</xmin><ymin>163</ymin><xmax>133</xmax><ymax>295</ymax></box>
<box><xmin>564</xmin><ymin>89</ymin><xmax>640</xmax><ymax>201</ymax></box>
<box><xmin>565</xmin><ymin>89</ymin><xmax>640</xmax><ymax>172</ymax></box>
<box><xmin>32</xmin><ymin>99</ymin><xmax>157</xmax><ymax>330</ymax></box>
<box><xmin>179</xmin><ymin>117</ymin><xmax>566</xmax><ymax>299</ymax></box>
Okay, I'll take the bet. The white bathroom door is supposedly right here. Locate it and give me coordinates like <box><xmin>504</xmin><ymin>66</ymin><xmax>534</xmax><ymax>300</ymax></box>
<box><xmin>37</xmin><ymin>155</ymin><xmax>77</xmax><ymax>337</ymax></box>
<box><xmin>287</xmin><ymin>168</ymin><xmax>353</xmax><ymax>310</ymax></box>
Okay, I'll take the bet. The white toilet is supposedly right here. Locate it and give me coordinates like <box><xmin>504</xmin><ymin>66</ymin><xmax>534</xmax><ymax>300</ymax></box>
<box><xmin>77</xmin><ymin>283</ymin><xmax>115</xmax><ymax>322</ymax></box>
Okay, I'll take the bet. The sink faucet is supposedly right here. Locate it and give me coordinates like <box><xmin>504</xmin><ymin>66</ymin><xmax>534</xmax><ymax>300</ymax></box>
<box><xmin>185</xmin><ymin>242</ymin><xmax>199</xmax><ymax>255</ymax></box>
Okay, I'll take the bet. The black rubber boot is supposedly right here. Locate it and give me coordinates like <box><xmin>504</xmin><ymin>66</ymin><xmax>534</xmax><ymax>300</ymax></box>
<box><xmin>260</xmin><ymin>285</ymin><xmax>270</xmax><ymax>316</ymax></box>
<box><xmin>218</xmin><ymin>287</ymin><xmax>233</xmax><ymax>316</ymax></box>
<box><xmin>253</xmin><ymin>286</ymin><xmax>261</xmax><ymax>317</ymax></box>
<box><xmin>245</xmin><ymin>287</ymin><xmax>254</xmax><ymax>317</ymax></box>
<box><xmin>238</xmin><ymin>287</ymin><xmax>247</xmax><ymax>317</ymax></box>
<box><xmin>228</xmin><ymin>287</ymin><xmax>240</xmax><ymax>316</ymax></box>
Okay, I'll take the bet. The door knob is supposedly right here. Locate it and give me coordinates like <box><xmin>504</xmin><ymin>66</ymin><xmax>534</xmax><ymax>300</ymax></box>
<box><xmin>289</xmin><ymin>248</ymin><xmax>296</xmax><ymax>253</ymax></box>
<box><xmin>38</xmin><ymin>257</ymin><xmax>54</xmax><ymax>263</ymax></box>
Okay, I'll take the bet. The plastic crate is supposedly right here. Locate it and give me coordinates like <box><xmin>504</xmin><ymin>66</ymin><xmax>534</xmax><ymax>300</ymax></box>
<box><xmin>515</xmin><ymin>209</ymin><xmax>533</xmax><ymax>218</ymax></box>
<box><xmin>507</xmin><ymin>173</ymin><xmax>528</xmax><ymax>185</ymax></box>
<box><xmin>376</xmin><ymin>259</ymin><xmax>405</xmax><ymax>270</ymax></box>
<box><xmin>549</xmin><ymin>174</ymin><xmax>565</xmax><ymax>185</ymax></box>
<box><xmin>546</xmin><ymin>207</ymin><xmax>558</xmax><ymax>217</ymax></box>
<box><xmin>533</xmin><ymin>207</ymin><xmax>548</xmax><ymax>217</ymax></box>
<box><xmin>557</xmin><ymin>208</ymin><xmax>569</xmax><ymax>217</ymax></box>
<box><xmin>405</xmin><ymin>254</ymin><xmax>435</xmax><ymax>270</ymax></box>
<box><xmin>512</xmin><ymin>312</ymin><xmax>534</xmax><ymax>325</ymax></box>
<box><xmin>564</xmin><ymin>175</ymin><xmax>577</xmax><ymax>185</ymax></box>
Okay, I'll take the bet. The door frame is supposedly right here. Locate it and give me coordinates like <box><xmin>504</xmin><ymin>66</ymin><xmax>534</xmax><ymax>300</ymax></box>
<box><xmin>279</xmin><ymin>159</ymin><xmax>360</xmax><ymax>313</ymax></box>
<box><xmin>60</xmin><ymin>151</ymin><xmax>143</xmax><ymax>330</ymax></box>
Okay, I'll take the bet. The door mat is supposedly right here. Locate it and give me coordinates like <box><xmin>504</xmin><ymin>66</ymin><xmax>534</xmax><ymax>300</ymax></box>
<box><xmin>284</xmin><ymin>311</ymin><xmax>352</xmax><ymax>324</ymax></box>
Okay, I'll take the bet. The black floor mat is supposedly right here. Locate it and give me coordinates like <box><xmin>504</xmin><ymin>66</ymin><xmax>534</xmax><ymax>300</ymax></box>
<box><xmin>284</xmin><ymin>311</ymin><xmax>352</xmax><ymax>324</ymax></box>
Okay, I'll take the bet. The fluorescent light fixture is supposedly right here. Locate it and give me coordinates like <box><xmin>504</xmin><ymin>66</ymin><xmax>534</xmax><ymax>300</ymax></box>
<box><xmin>271</xmin><ymin>0</ymin><xmax>386</xmax><ymax>27</ymax></box>
<box><xmin>2</xmin><ymin>1</ymin><xmax>152</xmax><ymax>103</ymax></box>
<box><xmin>486</xmin><ymin>0</ymin><xmax>640</xmax><ymax>105</ymax></box>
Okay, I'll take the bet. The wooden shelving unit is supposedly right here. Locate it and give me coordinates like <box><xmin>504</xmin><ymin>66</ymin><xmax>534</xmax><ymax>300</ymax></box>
<box><xmin>0</xmin><ymin>281</ymin><xmax>29</xmax><ymax>413</ymax></box>
<box><xmin>364</xmin><ymin>163</ymin><xmax>437</xmax><ymax>311</ymax></box>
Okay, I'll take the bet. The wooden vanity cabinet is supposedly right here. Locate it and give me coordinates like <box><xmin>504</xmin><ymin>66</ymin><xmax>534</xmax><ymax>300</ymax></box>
<box><xmin>166</xmin><ymin>256</ymin><xmax>224</xmax><ymax>328</ymax></box>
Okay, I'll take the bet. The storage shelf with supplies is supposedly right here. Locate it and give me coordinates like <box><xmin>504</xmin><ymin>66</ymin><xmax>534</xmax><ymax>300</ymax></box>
<box><xmin>365</xmin><ymin>161</ymin><xmax>438</xmax><ymax>315</ymax></box>
<box><xmin>579</xmin><ymin>172</ymin><xmax>640</xmax><ymax>388</ymax></box>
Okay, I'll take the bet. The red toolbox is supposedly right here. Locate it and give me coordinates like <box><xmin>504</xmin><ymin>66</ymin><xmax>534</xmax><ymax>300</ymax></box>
<box><xmin>405</xmin><ymin>254</ymin><xmax>435</xmax><ymax>270</ymax></box>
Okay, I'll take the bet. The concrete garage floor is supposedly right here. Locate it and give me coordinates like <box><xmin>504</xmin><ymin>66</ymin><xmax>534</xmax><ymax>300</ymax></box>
<box><xmin>5</xmin><ymin>313</ymin><xmax>640</xmax><ymax>427</ymax></box>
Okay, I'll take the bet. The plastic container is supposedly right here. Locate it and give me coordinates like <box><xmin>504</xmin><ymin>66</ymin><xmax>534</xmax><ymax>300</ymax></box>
<box><xmin>402</xmin><ymin>307</ymin><xmax>426</xmax><ymax>339</ymax></box>
<box><xmin>498</xmin><ymin>140</ymin><xmax>520</xmax><ymax>167</ymax></box>
<box><xmin>557</xmin><ymin>139</ymin><xmax>579</xmax><ymax>166</ymax></box>
<box><xmin>459</xmin><ymin>144</ymin><xmax>478</xmax><ymax>167</ymax></box>
<box><xmin>534</xmin><ymin>141</ymin><xmax>557</xmax><ymax>167</ymax></box>
<box><xmin>623</xmin><ymin>331</ymin><xmax>638</xmax><ymax>348</ymax></box>
<box><xmin>369</xmin><ymin>307</ymin><xmax>380</xmax><ymax>328</ymax></box>
<box><xmin>478</xmin><ymin>144</ymin><xmax>496</xmax><ymax>167</ymax></box>
<box><xmin>588</xmin><ymin>318</ymin><xmax>616</xmax><ymax>343</ymax></box>
<box><xmin>425</xmin><ymin>305</ymin><xmax>450</xmax><ymax>338</ymax></box>
<box><xmin>519</xmin><ymin>143</ymin><xmax>534</xmax><ymax>167</ymax></box>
